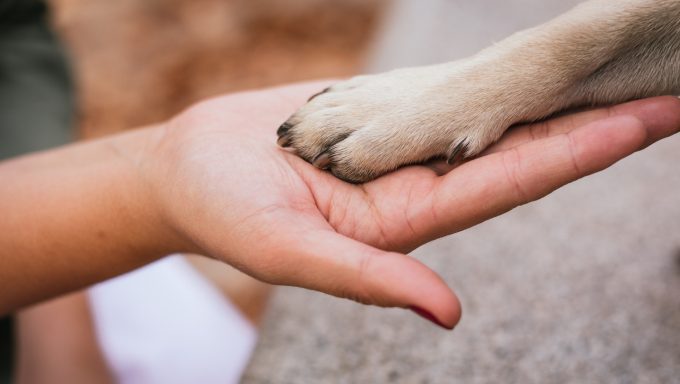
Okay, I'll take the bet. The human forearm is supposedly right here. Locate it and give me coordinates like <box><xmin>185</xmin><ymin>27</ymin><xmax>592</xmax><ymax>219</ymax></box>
<box><xmin>1</xmin><ymin>81</ymin><xmax>677</xmax><ymax>328</ymax></box>
<box><xmin>0</xmin><ymin>126</ymin><xmax>188</xmax><ymax>314</ymax></box>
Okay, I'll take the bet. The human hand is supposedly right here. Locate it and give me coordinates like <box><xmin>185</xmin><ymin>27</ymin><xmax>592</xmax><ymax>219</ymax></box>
<box><xmin>141</xmin><ymin>82</ymin><xmax>680</xmax><ymax>329</ymax></box>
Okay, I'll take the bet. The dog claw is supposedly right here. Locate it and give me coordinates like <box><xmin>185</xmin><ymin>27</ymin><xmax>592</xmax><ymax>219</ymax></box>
<box><xmin>312</xmin><ymin>152</ymin><xmax>331</xmax><ymax>169</ymax></box>
<box><xmin>277</xmin><ymin>134</ymin><xmax>292</xmax><ymax>147</ymax></box>
<box><xmin>447</xmin><ymin>140</ymin><xmax>468</xmax><ymax>164</ymax></box>
<box><xmin>277</xmin><ymin>122</ymin><xmax>294</xmax><ymax>147</ymax></box>
<box><xmin>277</xmin><ymin>122</ymin><xmax>293</xmax><ymax>137</ymax></box>
<box><xmin>308</xmin><ymin>87</ymin><xmax>331</xmax><ymax>102</ymax></box>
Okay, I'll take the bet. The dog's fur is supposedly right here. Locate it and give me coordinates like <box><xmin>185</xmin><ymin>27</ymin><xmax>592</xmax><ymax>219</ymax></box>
<box><xmin>277</xmin><ymin>0</ymin><xmax>680</xmax><ymax>183</ymax></box>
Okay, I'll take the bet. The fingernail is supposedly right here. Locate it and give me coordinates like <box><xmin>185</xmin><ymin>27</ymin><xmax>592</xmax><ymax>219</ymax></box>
<box><xmin>408</xmin><ymin>306</ymin><xmax>454</xmax><ymax>330</ymax></box>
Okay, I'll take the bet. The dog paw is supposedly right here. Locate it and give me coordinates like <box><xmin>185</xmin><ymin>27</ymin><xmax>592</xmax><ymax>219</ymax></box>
<box><xmin>278</xmin><ymin>65</ymin><xmax>512</xmax><ymax>183</ymax></box>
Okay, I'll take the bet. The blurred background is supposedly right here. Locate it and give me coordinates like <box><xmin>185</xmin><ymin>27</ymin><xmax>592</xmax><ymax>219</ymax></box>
<box><xmin>48</xmin><ymin>0</ymin><xmax>386</xmax><ymax>138</ymax></box>
<box><xmin>5</xmin><ymin>0</ymin><xmax>680</xmax><ymax>383</ymax></box>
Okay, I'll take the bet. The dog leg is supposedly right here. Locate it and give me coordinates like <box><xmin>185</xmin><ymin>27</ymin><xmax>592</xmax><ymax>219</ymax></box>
<box><xmin>279</xmin><ymin>0</ymin><xmax>680</xmax><ymax>183</ymax></box>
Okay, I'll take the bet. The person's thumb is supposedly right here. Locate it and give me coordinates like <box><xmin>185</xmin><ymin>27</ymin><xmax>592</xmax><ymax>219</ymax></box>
<box><xmin>260</xmin><ymin>228</ymin><xmax>461</xmax><ymax>329</ymax></box>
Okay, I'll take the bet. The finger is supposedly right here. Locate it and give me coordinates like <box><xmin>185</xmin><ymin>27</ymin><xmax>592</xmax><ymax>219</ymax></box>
<box><xmin>426</xmin><ymin>113</ymin><xmax>677</xmax><ymax>240</ymax></box>
<box><xmin>258</xmin><ymin>227</ymin><xmax>461</xmax><ymax>330</ymax></box>
<box><xmin>487</xmin><ymin>96</ymin><xmax>680</xmax><ymax>154</ymax></box>
<box><xmin>632</xmin><ymin>96</ymin><xmax>680</xmax><ymax>147</ymax></box>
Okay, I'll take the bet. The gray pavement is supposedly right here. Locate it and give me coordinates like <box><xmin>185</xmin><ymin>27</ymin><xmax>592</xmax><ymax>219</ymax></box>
<box><xmin>243</xmin><ymin>1</ymin><xmax>680</xmax><ymax>382</ymax></box>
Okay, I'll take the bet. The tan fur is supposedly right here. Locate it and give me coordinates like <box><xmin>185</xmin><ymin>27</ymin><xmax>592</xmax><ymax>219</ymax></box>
<box><xmin>278</xmin><ymin>0</ymin><xmax>680</xmax><ymax>183</ymax></box>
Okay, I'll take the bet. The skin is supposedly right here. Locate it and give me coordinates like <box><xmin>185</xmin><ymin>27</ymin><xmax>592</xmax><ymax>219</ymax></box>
<box><xmin>15</xmin><ymin>292</ymin><xmax>114</xmax><ymax>384</ymax></box>
<box><xmin>1</xmin><ymin>81</ymin><xmax>679</xmax><ymax>329</ymax></box>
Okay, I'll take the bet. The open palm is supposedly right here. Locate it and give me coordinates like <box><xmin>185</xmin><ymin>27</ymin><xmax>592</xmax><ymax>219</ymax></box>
<box><xmin>146</xmin><ymin>81</ymin><xmax>680</xmax><ymax>328</ymax></box>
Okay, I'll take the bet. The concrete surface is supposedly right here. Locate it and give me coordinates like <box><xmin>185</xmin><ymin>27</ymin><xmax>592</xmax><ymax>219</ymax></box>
<box><xmin>243</xmin><ymin>1</ymin><xmax>680</xmax><ymax>382</ymax></box>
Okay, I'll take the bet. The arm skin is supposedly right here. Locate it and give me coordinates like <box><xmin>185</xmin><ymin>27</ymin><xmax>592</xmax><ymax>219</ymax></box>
<box><xmin>0</xmin><ymin>124</ymin><xmax>189</xmax><ymax>314</ymax></box>
<box><xmin>1</xmin><ymin>80</ymin><xmax>679</xmax><ymax>329</ymax></box>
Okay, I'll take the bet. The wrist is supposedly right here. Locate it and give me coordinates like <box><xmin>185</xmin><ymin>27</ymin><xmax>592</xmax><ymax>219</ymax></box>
<box><xmin>108</xmin><ymin>125</ymin><xmax>201</xmax><ymax>258</ymax></box>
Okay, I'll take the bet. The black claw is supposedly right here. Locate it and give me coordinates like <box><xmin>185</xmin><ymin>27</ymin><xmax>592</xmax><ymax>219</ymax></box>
<box><xmin>277</xmin><ymin>134</ymin><xmax>292</xmax><ymax>147</ymax></box>
<box><xmin>277</xmin><ymin>122</ymin><xmax>293</xmax><ymax>137</ymax></box>
<box><xmin>307</xmin><ymin>87</ymin><xmax>331</xmax><ymax>102</ymax></box>
<box><xmin>447</xmin><ymin>140</ymin><xmax>468</xmax><ymax>165</ymax></box>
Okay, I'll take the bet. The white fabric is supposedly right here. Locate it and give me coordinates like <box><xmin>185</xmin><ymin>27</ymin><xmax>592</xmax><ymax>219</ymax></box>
<box><xmin>88</xmin><ymin>255</ymin><xmax>257</xmax><ymax>384</ymax></box>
